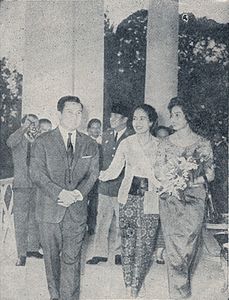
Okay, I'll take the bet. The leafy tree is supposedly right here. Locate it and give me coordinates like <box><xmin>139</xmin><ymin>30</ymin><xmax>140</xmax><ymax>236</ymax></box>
<box><xmin>178</xmin><ymin>14</ymin><xmax>229</xmax><ymax>138</ymax></box>
<box><xmin>0</xmin><ymin>57</ymin><xmax>22</xmax><ymax>178</ymax></box>
<box><xmin>103</xmin><ymin>10</ymin><xmax>148</xmax><ymax>128</ymax></box>
<box><xmin>104</xmin><ymin>10</ymin><xmax>228</xmax><ymax>139</ymax></box>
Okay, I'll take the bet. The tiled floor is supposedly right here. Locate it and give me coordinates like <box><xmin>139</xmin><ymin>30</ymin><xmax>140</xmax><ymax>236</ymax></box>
<box><xmin>1</xmin><ymin>222</ymin><xmax>228</xmax><ymax>300</ymax></box>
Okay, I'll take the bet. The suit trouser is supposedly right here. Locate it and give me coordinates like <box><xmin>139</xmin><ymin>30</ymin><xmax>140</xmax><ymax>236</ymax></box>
<box><xmin>87</xmin><ymin>184</ymin><xmax>98</xmax><ymax>232</ymax></box>
<box><xmin>93</xmin><ymin>194</ymin><xmax>121</xmax><ymax>258</ymax></box>
<box><xmin>13</xmin><ymin>188</ymin><xmax>40</xmax><ymax>257</ymax></box>
<box><xmin>39</xmin><ymin>209</ymin><xmax>86</xmax><ymax>300</ymax></box>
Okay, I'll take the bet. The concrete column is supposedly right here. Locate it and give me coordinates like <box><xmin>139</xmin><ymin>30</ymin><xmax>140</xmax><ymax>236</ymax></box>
<box><xmin>73</xmin><ymin>0</ymin><xmax>104</xmax><ymax>129</ymax></box>
<box><xmin>22</xmin><ymin>0</ymin><xmax>104</xmax><ymax>129</ymax></box>
<box><xmin>145</xmin><ymin>0</ymin><xmax>179</xmax><ymax>125</ymax></box>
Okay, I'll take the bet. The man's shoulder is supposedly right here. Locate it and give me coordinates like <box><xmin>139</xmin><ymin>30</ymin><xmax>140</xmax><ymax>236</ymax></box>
<box><xmin>78</xmin><ymin>131</ymin><xmax>97</xmax><ymax>144</ymax></box>
<box><xmin>102</xmin><ymin>127</ymin><xmax>133</xmax><ymax>138</ymax></box>
<box><xmin>34</xmin><ymin>129</ymin><xmax>57</xmax><ymax>145</ymax></box>
<box><xmin>78</xmin><ymin>132</ymin><xmax>98</xmax><ymax>154</ymax></box>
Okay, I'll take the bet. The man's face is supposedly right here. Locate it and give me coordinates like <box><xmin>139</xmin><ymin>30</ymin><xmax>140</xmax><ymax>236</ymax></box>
<box><xmin>110</xmin><ymin>113</ymin><xmax>126</xmax><ymax>131</ymax></box>
<box><xmin>39</xmin><ymin>122</ymin><xmax>52</xmax><ymax>134</ymax></box>
<box><xmin>59</xmin><ymin>102</ymin><xmax>83</xmax><ymax>131</ymax></box>
<box><xmin>88</xmin><ymin>122</ymin><xmax>101</xmax><ymax>139</ymax></box>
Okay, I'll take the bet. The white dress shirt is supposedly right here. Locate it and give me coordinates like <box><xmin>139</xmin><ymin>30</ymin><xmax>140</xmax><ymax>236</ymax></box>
<box><xmin>58</xmin><ymin>125</ymin><xmax>83</xmax><ymax>202</ymax></box>
<box><xmin>58</xmin><ymin>125</ymin><xmax>76</xmax><ymax>151</ymax></box>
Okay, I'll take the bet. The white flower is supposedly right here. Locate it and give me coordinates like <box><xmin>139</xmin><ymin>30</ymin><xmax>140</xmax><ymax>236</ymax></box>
<box><xmin>160</xmin><ymin>155</ymin><xmax>199</xmax><ymax>199</ymax></box>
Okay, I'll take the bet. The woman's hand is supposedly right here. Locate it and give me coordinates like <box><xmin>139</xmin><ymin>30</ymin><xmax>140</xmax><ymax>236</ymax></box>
<box><xmin>118</xmin><ymin>199</ymin><xmax>127</xmax><ymax>205</ymax></box>
<box><xmin>99</xmin><ymin>171</ymin><xmax>106</xmax><ymax>182</ymax></box>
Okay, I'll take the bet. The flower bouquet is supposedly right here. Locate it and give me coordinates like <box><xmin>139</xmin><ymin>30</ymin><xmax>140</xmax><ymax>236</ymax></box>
<box><xmin>160</xmin><ymin>155</ymin><xmax>199</xmax><ymax>200</ymax></box>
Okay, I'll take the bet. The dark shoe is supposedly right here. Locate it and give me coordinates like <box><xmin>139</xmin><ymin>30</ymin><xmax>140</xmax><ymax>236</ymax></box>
<box><xmin>86</xmin><ymin>256</ymin><xmax>108</xmax><ymax>264</ymax></box>
<box><xmin>115</xmin><ymin>255</ymin><xmax>122</xmax><ymax>265</ymax></box>
<box><xmin>27</xmin><ymin>251</ymin><xmax>43</xmax><ymax>259</ymax></box>
<box><xmin>16</xmin><ymin>256</ymin><xmax>26</xmax><ymax>266</ymax></box>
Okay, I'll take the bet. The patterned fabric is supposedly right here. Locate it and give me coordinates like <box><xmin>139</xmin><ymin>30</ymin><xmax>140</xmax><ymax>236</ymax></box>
<box><xmin>155</xmin><ymin>136</ymin><xmax>214</xmax><ymax>183</ymax></box>
<box><xmin>100</xmin><ymin>134</ymin><xmax>159</xmax><ymax>205</ymax></box>
<box><xmin>155</xmin><ymin>136</ymin><xmax>214</xmax><ymax>299</ymax></box>
<box><xmin>156</xmin><ymin>222</ymin><xmax>165</xmax><ymax>249</ymax></box>
<box><xmin>119</xmin><ymin>194</ymin><xmax>159</xmax><ymax>294</ymax></box>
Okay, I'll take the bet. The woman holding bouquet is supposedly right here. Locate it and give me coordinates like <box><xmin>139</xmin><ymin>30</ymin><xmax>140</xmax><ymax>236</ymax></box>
<box><xmin>99</xmin><ymin>104</ymin><xmax>161</xmax><ymax>298</ymax></box>
<box><xmin>155</xmin><ymin>97</ymin><xmax>214</xmax><ymax>299</ymax></box>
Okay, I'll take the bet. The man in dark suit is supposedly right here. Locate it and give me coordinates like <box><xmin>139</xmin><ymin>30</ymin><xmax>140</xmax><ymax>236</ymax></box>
<box><xmin>86</xmin><ymin>118</ymin><xmax>103</xmax><ymax>235</ymax></box>
<box><xmin>30</xmin><ymin>96</ymin><xmax>99</xmax><ymax>300</ymax></box>
<box><xmin>6</xmin><ymin>114</ymin><xmax>42</xmax><ymax>266</ymax></box>
<box><xmin>87</xmin><ymin>103</ymin><xmax>133</xmax><ymax>265</ymax></box>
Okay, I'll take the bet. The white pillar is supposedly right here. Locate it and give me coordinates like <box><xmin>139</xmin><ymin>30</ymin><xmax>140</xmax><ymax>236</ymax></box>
<box><xmin>73</xmin><ymin>0</ymin><xmax>104</xmax><ymax>130</ymax></box>
<box><xmin>145</xmin><ymin>0</ymin><xmax>179</xmax><ymax>125</ymax></box>
<box><xmin>22</xmin><ymin>0</ymin><xmax>104</xmax><ymax>129</ymax></box>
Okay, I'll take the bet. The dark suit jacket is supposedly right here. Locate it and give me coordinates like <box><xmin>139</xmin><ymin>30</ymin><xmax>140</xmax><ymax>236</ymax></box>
<box><xmin>30</xmin><ymin>128</ymin><xmax>99</xmax><ymax>223</ymax></box>
<box><xmin>6</xmin><ymin>127</ymin><xmax>33</xmax><ymax>189</ymax></box>
<box><xmin>98</xmin><ymin>127</ymin><xmax>133</xmax><ymax>197</ymax></box>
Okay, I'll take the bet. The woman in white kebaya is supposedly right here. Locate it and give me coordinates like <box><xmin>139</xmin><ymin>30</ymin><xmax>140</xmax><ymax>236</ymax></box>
<box><xmin>99</xmin><ymin>104</ymin><xmax>161</xmax><ymax>298</ymax></box>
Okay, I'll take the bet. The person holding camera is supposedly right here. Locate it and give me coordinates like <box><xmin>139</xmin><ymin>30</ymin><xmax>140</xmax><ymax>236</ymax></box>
<box><xmin>7</xmin><ymin>114</ymin><xmax>43</xmax><ymax>266</ymax></box>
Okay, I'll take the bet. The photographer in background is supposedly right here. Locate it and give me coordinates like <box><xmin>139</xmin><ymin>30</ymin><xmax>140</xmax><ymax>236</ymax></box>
<box><xmin>7</xmin><ymin>114</ymin><xmax>43</xmax><ymax>266</ymax></box>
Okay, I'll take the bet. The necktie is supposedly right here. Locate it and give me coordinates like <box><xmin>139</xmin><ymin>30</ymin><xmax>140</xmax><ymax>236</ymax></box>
<box><xmin>26</xmin><ymin>142</ymin><xmax>31</xmax><ymax>167</ymax></box>
<box><xmin>67</xmin><ymin>133</ymin><xmax>74</xmax><ymax>167</ymax></box>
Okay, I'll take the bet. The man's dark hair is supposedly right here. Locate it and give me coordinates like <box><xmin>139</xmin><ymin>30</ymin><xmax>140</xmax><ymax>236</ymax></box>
<box><xmin>87</xmin><ymin>118</ymin><xmax>102</xmax><ymax>130</ymax></box>
<box><xmin>57</xmin><ymin>96</ymin><xmax>83</xmax><ymax>113</ymax></box>
<box><xmin>21</xmin><ymin>114</ymin><xmax>38</xmax><ymax>124</ymax></box>
<box><xmin>39</xmin><ymin>118</ymin><xmax>52</xmax><ymax>125</ymax></box>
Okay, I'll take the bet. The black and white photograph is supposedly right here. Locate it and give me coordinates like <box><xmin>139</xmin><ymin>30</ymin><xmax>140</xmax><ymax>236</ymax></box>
<box><xmin>0</xmin><ymin>0</ymin><xmax>228</xmax><ymax>299</ymax></box>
